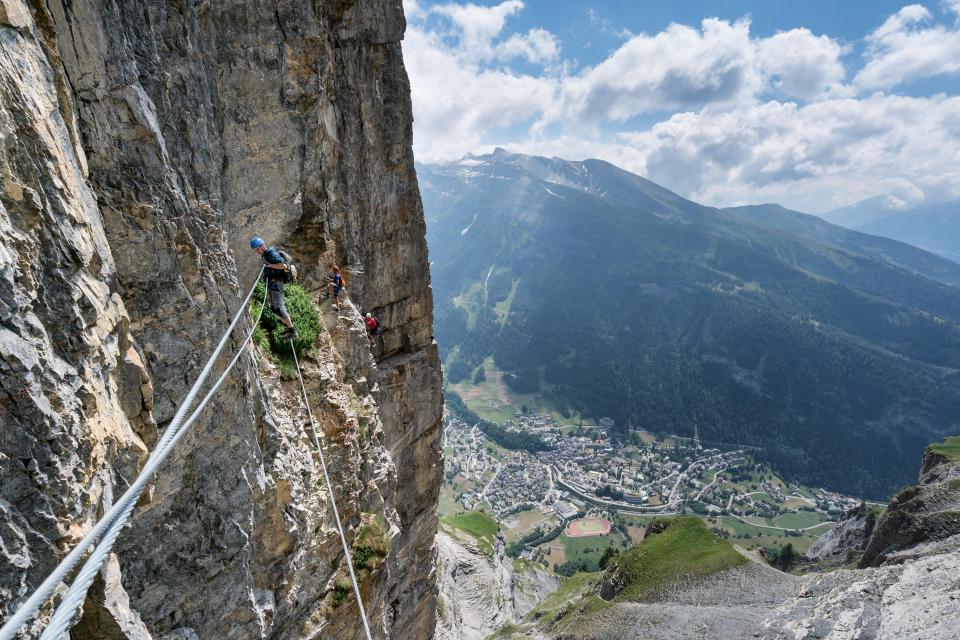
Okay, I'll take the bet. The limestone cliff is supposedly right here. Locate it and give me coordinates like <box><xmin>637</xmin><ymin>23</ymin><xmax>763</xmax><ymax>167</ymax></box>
<box><xmin>861</xmin><ymin>439</ymin><xmax>960</xmax><ymax>566</ymax></box>
<box><xmin>434</xmin><ymin>531</ymin><xmax>557</xmax><ymax>640</ymax></box>
<box><xmin>0</xmin><ymin>1</ymin><xmax>442</xmax><ymax>638</ymax></box>
<box><xmin>804</xmin><ymin>503</ymin><xmax>877</xmax><ymax>563</ymax></box>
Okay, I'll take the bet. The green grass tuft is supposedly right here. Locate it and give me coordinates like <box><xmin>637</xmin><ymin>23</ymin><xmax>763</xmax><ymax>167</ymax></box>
<box><xmin>611</xmin><ymin>516</ymin><xmax>747</xmax><ymax>602</ymax></box>
<box><xmin>352</xmin><ymin>513</ymin><xmax>391</xmax><ymax>579</ymax></box>
<box><xmin>526</xmin><ymin>572</ymin><xmax>601</xmax><ymax>623</ymax></box>
<box><xmin>250</xmin><ymin>280</ymin><xmax>322</xmax><ymax>380</ymax></box>
<box><xmin>331</xmin><ymin>577</ymin><xmax>352</xmax><ymax>609</ymax></box>
<box><xmin>436</xmin><ymin>595</ymin><xmax>448</xmax><ymax>622</ymax></box>
<box><xmin>440</xmin><ymin>511</ymin><xmax>499</xmax><ymax>555</ymax></box>
<box><xmin>929</xmin><ymin>436</ymin><xmax>960</xmax><ymax>461</ymax></box>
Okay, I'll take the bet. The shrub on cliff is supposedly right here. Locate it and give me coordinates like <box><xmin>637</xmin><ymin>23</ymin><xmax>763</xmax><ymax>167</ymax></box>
<box><xmin>251</xmin><ymin>280</ymin><xmax>320</xmax><ymax>356</ymax></box>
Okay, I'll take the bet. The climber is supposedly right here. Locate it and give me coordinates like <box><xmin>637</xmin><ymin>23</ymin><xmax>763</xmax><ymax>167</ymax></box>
<box><xmin>250</xmin><ymin>237</ymin><xmax>298</xmax><ymax>340</ymax></box>
<box><xmin>365</xmin><ymin>312</ymin><xmax>381</xmax><ymax>346</ymax></box>
<box><xmin>326</xmin><ymin>265</ymin><xmax>348</xmax><ymax>312</ymax></box>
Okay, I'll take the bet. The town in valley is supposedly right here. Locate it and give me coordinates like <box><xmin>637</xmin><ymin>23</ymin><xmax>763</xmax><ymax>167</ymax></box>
<box><xmin>440</xmin><ymin>411</ymin><xmax>864</xmax><ymax>573</ymax></box>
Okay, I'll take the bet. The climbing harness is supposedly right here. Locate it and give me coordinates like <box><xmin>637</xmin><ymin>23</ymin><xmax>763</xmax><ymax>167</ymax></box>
<box><xmin>0</xmin><ymin>268</ymin><xmax>267</xmax><ymax>640</ymax></box>
<box><xmin>289</xmin><ymin>341</ymin><xmax>374</xmax><ymax>640</ymax></box>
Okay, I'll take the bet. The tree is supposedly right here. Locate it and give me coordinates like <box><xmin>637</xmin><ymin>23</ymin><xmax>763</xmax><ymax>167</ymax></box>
<box><xmin>599</xmin><ymin>546</ymin><xmax>617</xmax><ymax>570</ymax></box>
<box><xmin>771</xmin><ymin>543</ymin><xmax>797</xmax><ymax>571</ymax></box>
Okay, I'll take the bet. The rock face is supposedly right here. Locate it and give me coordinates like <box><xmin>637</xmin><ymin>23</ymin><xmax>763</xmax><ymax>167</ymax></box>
<box><xmin>434</xmin><ymin>531</ymin><xmax>557</xmax><ymax>640</ymax></box>
<box><xmin>761</xmin><ymin>535</ymin><xmax>960</xmax><ymax>639</ymax></box>
<box><xmin>0</xmin><ymin>1</ymin><xmax>441</xmax><ymax>639</ymax></box>
<box><xmin>805</xmin><ymin>503</ymin><xmax>877</xmax><ymax>562</ymax></box>
<box><xmin>861</xmin><ymin>442</ymin><xmax>960</xmax><ymax>566</ymax></box>
<box><xmin>569</xmin><ymin>558</ymin><xmax>800</xmax><ymax>640</ymax></box>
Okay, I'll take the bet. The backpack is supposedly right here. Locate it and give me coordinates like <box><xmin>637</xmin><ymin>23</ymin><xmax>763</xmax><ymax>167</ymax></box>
<box><xmin>263</xmin><ymin>247</ymin><xmax>298</xmax><ymax>283</ymax></box>
<box><xmin>278</xmin><ymin>250</ymin><xmax>298</xmax><ymax>283</ymax></box>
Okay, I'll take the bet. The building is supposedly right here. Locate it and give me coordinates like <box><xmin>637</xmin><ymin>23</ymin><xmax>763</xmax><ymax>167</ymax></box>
<box><xmin>554</xmin><ymin>501</ymin><xmax>579</xmax><ymax>520</ymax></box>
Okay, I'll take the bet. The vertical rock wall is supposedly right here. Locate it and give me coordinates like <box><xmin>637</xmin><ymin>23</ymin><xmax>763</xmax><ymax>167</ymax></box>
<box><xmin>0</xmin><ymin>0</ymin><xmax>441</xmax><ymax>638</ymax></box>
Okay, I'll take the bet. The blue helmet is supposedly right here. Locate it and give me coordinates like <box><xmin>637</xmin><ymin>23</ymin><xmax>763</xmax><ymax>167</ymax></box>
<box><xmin>250</xmin><ymin>236</ymin><xmax>265</xmax><ymax>249</ymax></box>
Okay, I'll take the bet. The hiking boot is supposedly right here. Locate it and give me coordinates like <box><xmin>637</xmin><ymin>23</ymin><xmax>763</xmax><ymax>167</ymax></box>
<box><xmin>283</xmin><ymin>327</ymin><xmax>299</xmax><ymax>340</ymax></box>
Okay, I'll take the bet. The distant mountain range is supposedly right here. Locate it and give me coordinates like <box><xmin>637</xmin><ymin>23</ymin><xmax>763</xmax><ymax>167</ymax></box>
<box><xmin>420</xmin><ymin>149</ymin><xmax>960</xmax><ymax>499</ymax></box>
<box><xmin>820</xmin><ymin>198</ymin><xmax>960</xmax><ymax>262</ymax></box>
<box><xmin>819</xmin><ymin>196</ymin><xmax>904</xmax><ymax>228</ymax></box>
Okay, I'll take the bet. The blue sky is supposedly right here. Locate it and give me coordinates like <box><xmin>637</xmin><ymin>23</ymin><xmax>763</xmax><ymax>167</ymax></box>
<box><xmin>402</xmin><ymin>0</ymin><xmax>960</xmax><ymax>212</ymax></box>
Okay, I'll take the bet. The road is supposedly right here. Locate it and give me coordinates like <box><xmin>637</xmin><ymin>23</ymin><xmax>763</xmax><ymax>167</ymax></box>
<box><xmin>732</xmin><ymin>515</ymin><xmax>835</xmax><ymax>532</ymax></box>
<box><xmin>480</xmin><ymin>463</ymin><xmax>503</xmax><ymax>499</ymax></box>
<box><xmin>695</xmin><ymin>469</ymin><xmax>722</xmax><ymax>501</ymax></box>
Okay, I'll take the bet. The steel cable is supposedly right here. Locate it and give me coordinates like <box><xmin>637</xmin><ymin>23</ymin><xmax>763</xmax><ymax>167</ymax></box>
<box><xmin>0</xmin><ymin>270</ymin><xmax>265</xmax><ymax>640</ymax></box>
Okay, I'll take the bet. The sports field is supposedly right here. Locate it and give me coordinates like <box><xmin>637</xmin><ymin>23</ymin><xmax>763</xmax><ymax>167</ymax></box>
<box><xmin>566</xmin><ymin>517</ymin><xmax>611</xmax><ymax>537</ymax></box>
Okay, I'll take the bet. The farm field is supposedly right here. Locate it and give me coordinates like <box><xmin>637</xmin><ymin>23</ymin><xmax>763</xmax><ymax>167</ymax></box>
<box><xmin>448</xmin><ymin>358</ymin><xmax>575</xmax><ymax>423</ymax></box>
<box><xmin>772</xmin><ymin>511</ymin><xmax>824</xmax><ymax>529</ymax></box>
<box><xmin>558</xmin><ymin>529</ymin><xmax>631</xmax><ymax>571</ymax></box>
<box><xmin>712</xmin><ymin>516</ymin><xmax>831</xmax><ymax>554</ymax></box>
<box><xmin>502</xmin><ymin>508</ymin><xmax>557</xmax><ymax>542</ymax></box>
<box><xmin>538</xmin><ymin>543</ymin><xmax>567</xmax><ymax>568</ymax></box>
<box><xmin>437</xmin><ymin>484</ymin><xmax>461</xmax><ymax>518</ymax></box>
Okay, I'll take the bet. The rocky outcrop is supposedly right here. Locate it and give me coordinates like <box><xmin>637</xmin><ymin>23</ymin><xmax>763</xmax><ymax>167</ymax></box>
<box><xmin>511</xmin><ymin>557</ymin><xmax>559</xmax><ymax>620</ymax></box>
<box><xmin>494</xmin><ymin>443</ymin><xmax>960</xmax><ymax>639</ymax></box>
<box><xmin>434</xmin><ymin>531</ymin><xmax>557</xmax><ymax>640</ymax></box>
<box><xmin>805</xmin><ymin>503</ymin><xmax>878</xmax><ymax>562</ymax></box>
<box><xmin>761</xmin><ymin>534</ymin><xmax>960</xmax><ymax>639</ymax></box>
<box><xmin>861</xmin><ymin>439</ymin><xmax>960</xmax><ymax>566</ymax></box>
<box><xmin>498</xmin><ymin>537</ymin><xmax>960</xmax><ymax>640</ymax></box>
<box><xmin>1</xmin><ymin>1</ymin><xmax>441</xmax><ymax>639</ymax></box>
<box><xmin>560</xmin><ymin>556</ymin><xmax>799</xmax><ymax>640</ymax></box>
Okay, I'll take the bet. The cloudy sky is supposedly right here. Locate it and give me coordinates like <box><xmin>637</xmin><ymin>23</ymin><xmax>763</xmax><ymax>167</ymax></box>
<box><xmin>401</xmin><ymin>0</ymin><xmax>960</xmax><ymax>213</ymax></box>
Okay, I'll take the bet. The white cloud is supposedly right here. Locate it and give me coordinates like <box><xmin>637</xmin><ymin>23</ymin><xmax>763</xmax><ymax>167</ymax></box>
<box><xmin>403</xmin><ymin>0</ymin><xmax>424</xmax><ymax>19</ymax></box>
<box><xmin>403</xmin><ymin>1</ymin><xmax>960</xmax><ymax>210</ymax></box>
<box><xmin>431</xmin><ymin>0</ymin><xmax>522</xmax><ymax>57</ymax></box>
<box><xmin>499</xmin><ymin>28</ymin><xmax>560</xmax><ymax>65</ymax></box>
<box><xmin>620</xmin><ymin>94</ymin><xmax>960</xmax><ymax>211</ymax></box>
<box><xmin>586</xmin><ymin>9</ymin><xmax>634</xmax><ymax>40</ymax></box>
<box><xmin>429</xmin><ymin>0</ymin><xmax>558</xmax><ymax>64</ymax></box>
<box><xmin>403</xmin><ymin>26</ymin><xmax>556</xmax><ymax>161</ymax></box>
<box><xmin>855</xmin><ymin>4</ymin><xmax>960</xmax><ymax>89</ymax></box>
<box><xmin>756</xmin><ymin>28</ymin><xmax>850</xmax><ymax>99</ymax></box>
<box><xmin>542</xmin><ymin>19</ymin><xmax>761</xmax><ymax>129</ymax></box>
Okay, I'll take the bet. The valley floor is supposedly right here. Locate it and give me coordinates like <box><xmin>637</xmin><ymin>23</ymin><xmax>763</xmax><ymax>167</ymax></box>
<box><xmin>489</xmin><ymin>534</ymin><xmax>960</xmax><ymax>640</ymax></box>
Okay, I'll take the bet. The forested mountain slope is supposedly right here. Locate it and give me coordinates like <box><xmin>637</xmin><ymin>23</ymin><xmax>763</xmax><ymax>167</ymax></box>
<box><xmin>421</xmin><ymin>150</ymin><xmax>960</xmax><ymax>498</ymax></box>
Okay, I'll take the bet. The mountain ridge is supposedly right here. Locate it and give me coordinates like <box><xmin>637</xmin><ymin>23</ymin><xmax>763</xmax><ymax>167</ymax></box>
<box><xmin>421</xmin><ymin>150</ymin><xmax>960</xmax><ymax>499</ymax></box>
<box><xmin>856</xmin><ymin>199</ymin><xmax>960</xmax><ymax>262</ymax></box>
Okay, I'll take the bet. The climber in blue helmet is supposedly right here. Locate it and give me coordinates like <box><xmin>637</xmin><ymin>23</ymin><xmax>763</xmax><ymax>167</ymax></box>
<box><xmin>250</xmin><ymin>236</ymin><xmax>298</xmax><ymax>340</ymax></box>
